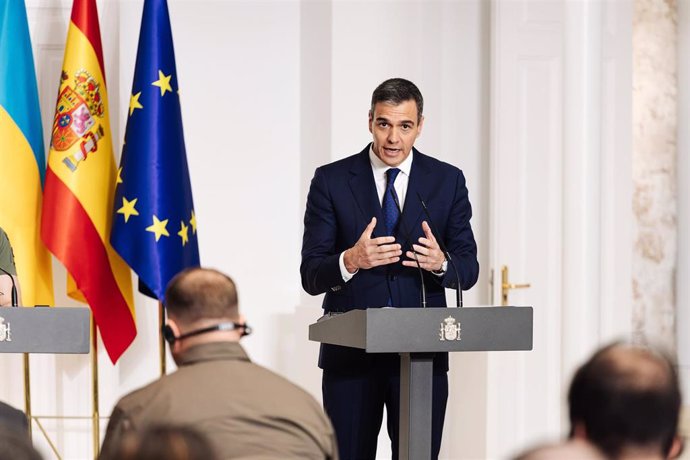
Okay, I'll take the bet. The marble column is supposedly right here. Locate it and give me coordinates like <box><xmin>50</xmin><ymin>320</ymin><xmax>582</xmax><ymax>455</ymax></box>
<box><xmin>632</xmin><ymin>0</ymin><xmax>677</xmax><ymax>351</ymax></box>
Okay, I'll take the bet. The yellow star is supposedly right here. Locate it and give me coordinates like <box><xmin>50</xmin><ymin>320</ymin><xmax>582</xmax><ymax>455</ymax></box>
<box><xmin>152</xmin><ymin>70</ymin><xmax>173</xmax><ymax>96</ymax></box>
<box><xmin>129</xmin><ymin>92</ymin><xmax>143</xmax><ymax>116</ymax></box>
<box><xmin>116</xmin><ymin>167</ymin><xmax>123</xmax><ymax>185</ymax></box>
<box><xmin>178</xmin><ymin>221</ymin><xmax>189</xmax><ymax>246</ymax></box>
<box><xmin>189</xmin><ymin>210</ymin><xmax>197</xmax><ymax>234</ymax></box>
<box><xmin>146</xmin><ymin>215</ymin><xmax>169</xmax><ymax>242</ymax></box>
<box><xmin>117</xmin><ymin>197</ymin><xmax>139</xmax><ymax>223</ymax></box>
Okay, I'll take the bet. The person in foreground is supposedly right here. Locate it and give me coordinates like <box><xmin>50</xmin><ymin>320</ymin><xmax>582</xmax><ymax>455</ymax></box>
<box><xmin>0</xmin><ymin>400</ymin><xmax>29</xmax><ymax>437</ymax></box>
<box><xmin>514</xmin><ymin>439</ymin><xmax>606</xmax><ymax>460</ymax></box>
<box><xmin>568</xmin><ymin>342</ymin><xmax>684</xmax><ymax>460</ymax></box>
<box><xmin>102</xmin><ymin>424</ymin><xmax>217</xmax><ymax>460</ymax></box>
<box><xmin>100</xmin><ymin>268</ymin><xmax>338</xmax><ymax>460</ymax></box>
<box><xmin>301</xmin><ymin>78</ymin><xmax>479</xmax><ymax>459</ymax></box>
<box><xmin>0</xmin><ymin>427</ymin><xmax>42</xmax><ymax>460</ymax></box>
<box><xmin>0</xmin><ymin>227</ymin><xmax>21</xmax><ymax>306</ymax></box>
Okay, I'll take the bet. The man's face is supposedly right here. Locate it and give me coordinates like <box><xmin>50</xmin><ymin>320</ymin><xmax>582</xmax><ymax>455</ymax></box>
<box><xmin>369</xmin><ymin>99</ymin><xmax>424</xmax><ymax>167</ymax></box>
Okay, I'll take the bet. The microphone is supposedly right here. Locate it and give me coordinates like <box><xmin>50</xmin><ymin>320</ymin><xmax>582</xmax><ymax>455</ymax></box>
<box><xmin>391</xmin><ymin>192</ymin><xmax>427</xmax><ymax>308</ymax></box>
<box><xmin>417</xmin><ymin>192</ymin><xmax>463</xmax><ymax>308</ymax></box>
<box><xmin>0</xmin><ymin>267</ymin><xmax>18</xmax><ymax>307</ymax></box>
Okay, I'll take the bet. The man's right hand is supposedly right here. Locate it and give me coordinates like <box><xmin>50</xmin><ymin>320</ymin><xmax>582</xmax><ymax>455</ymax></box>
<box><xmin>343</xmin><ymin>217</ymin><xmax>401</xmax><ymax>273</ymax></box>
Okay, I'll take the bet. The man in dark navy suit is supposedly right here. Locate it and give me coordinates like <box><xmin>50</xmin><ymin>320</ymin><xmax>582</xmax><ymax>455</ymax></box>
<box><xmin>301</xmin><ymin>78</ymin><xmax>479</xmax><ymax>460</ymax></box>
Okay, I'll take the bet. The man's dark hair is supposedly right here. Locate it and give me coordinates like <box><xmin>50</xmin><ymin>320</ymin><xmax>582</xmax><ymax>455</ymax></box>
<box><xmin>568</xmin><ymin>342</ymin><xmax>681</xmax><ymax>458</ymax></box>
<box><xmin>0</xmin><ymin>428</ymin><xmax>42</xmax><ymax>460</ymax></box>
<box><xmin>370</xmin><ymin>78</ymin><xmax>424</xmax><ymax>122</ymax></box>
<box><xmin>164</xmin><ymin>268</ymin><xmax>239</xmax><ymax>324</ymax></box>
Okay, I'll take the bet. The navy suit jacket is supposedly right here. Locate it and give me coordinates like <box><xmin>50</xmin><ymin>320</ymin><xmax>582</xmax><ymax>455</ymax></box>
<box><xmin>301</xmin><ymin>145</ymin><xmax>479</xmax><ymax>372</ymax></box>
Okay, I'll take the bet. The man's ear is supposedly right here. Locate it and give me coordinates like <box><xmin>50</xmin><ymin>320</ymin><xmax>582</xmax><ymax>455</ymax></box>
<box><xmin>368</xmin><ymin>110</ymin><xmax>374</xmax><ymax>133</ymax></box>
<box><xmin>570</xmin><ymin>422</ymin><xmax>587</xmax><ymax>441</ymax></box>
<box><xmin>667</xmin><ymin>435</ymin><xmax>684</xmax><ymax>459</ymax></box>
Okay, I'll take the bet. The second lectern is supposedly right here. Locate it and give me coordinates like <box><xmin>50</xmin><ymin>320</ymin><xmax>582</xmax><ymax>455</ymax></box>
<box><xmin>309</xmin><ymin>306</ymin><xmax>533</xmax><ymax>460</ymax></box>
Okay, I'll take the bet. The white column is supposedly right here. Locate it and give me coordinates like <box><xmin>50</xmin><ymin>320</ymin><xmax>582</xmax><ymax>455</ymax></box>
<box><xmin>561</xmin><ymin>0</ymin><xmax>603</xmax><ymax>378</ymax></box>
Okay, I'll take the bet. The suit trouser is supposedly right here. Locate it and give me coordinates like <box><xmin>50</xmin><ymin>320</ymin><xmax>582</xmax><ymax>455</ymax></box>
<box><xmin>322</xmin><ymin>354</ymin><xmax>448</xmax><ymax>460</ymax></box>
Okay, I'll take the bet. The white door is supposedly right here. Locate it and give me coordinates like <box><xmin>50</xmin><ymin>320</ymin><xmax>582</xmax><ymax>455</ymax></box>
<box><xmin>487</xmin><ymin>1</ymin><xmax>565</xmax><ymax>456</ymax></box>
<box><xmin>484</xmin><ymin>1</ymin><xmax>633</xmax><ymax>457</ymax></box>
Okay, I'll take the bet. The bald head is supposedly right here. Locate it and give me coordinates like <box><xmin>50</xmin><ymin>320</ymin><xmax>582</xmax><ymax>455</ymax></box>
<box><xmin>164</xmin><ymin>268</ymin><xmax>239</xmax><ymax>325</ymax></box>
<box><xmin>568</xmin><ymin>342</ymin><xmax>681</xmax><ymax>459</ymax></box>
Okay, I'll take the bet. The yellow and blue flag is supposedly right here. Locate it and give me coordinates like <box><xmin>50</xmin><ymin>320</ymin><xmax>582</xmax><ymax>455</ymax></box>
<box><xmin>0</xmin><ymin>0</ymin><xmax>54</xmax><ymax>307</ymax></box>
<box><xmin>111</xmin><ymin>0</ymin><xmax>199</xmax><ymax>300</ymax></box>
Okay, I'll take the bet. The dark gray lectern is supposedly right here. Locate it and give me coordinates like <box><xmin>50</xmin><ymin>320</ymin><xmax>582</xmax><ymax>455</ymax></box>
<box><xmin>0</xmin><ymin>307</ymin><xmax>91</xmax><ymax>354</ymax></box>
<box><xmin>309</xmin><ymin>306</ymin><xmax>533</xmax><ymax>460</ymax></box>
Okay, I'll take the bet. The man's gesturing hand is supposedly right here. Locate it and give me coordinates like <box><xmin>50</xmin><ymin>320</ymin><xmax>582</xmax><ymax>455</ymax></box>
<box><xmin>343</xmin><ymin>217</ymin><xmax>402</xmax><ymax>274</ymax></box>
<box><xmin>402</xmin><ymin>221</ymin><xmax>445</xmax><ymax>272</ymax></box>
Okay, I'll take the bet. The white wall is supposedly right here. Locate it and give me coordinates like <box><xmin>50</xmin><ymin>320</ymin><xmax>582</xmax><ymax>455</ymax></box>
<box><xmin>14</xmin><ymin>1</ymin><xmax>490</xmax><ymax>458</ymax></box>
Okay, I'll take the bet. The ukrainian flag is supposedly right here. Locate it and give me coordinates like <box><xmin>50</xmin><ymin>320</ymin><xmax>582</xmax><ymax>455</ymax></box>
<box><xmin>0</xmin><ymin>0</ymin><xmax>54</xmax><ymax>307</ymax></box>
<box><xmin>111</xmin><ymin>0</ymin><xmax>200</xmax><ymax>301</ymax></box>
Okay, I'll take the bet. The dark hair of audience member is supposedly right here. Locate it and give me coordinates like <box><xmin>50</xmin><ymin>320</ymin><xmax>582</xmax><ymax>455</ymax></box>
<box><xmin>568</xmin><ymin>342</ymin><xmax>681</xmax><ymax>458</ymax></box>
<box><xmin>102</xmin><ymin>424</ymin><xmax>218</xmax><ymax>460</ymax></box>
<box><xmin>513</xmin><ymin>439</ymin><xmax>606</xmax><ymax>460</ymax></box>
<box><xmin>0</xmin><ymin>428</ymin><xmax>42</xmax><ymax>460</ymax></box>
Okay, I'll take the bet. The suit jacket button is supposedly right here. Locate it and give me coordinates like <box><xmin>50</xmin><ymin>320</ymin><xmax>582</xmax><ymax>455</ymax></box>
<box><xmin>389</xmin><ymin>275</ymin><xmax>397</xmax><ymax>281</ymax></box>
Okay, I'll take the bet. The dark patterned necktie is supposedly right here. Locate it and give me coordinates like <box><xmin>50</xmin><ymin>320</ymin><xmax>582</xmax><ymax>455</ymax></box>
<box><xmin>383</xmin><ymin>168</ymin><xmax>401</xmax><ymax>235</ymax></box>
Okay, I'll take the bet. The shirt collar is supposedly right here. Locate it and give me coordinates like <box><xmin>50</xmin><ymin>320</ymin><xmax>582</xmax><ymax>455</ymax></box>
<box><xmin>368</xmin><ymin>144</ymin><xmax>413</xmax><ymax>178</ymax></box>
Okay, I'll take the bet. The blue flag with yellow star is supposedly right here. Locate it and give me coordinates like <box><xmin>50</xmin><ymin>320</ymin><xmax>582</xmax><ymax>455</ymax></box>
<box><xmin>111</xmin><ymin>0</ymin><xmax>199</xmax><ymax>300</ymax></box>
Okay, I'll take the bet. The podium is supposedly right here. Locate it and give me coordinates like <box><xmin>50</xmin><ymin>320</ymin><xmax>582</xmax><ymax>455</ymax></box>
<box><xmin>309</xmin><ymin>306</ymin><xmax>533</xmax><ymax>460</ymax></box>
<box><xmin>0</xmin><ymin>307</ymin><xmax>91</xmax><ymax>354</ymax></box>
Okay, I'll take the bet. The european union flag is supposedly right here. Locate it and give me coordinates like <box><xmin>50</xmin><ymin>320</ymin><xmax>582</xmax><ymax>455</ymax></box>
<box><xmin>111</xmin><ymin>0</ymin><xmax>199</xmax><ymax>300</ymax></box>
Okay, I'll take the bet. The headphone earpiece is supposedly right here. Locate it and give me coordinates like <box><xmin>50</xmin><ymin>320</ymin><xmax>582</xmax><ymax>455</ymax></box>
<box><xmin>162</xmin><ymin>324</ymin><xmax>177</xmax><ymax>344</ymax></box>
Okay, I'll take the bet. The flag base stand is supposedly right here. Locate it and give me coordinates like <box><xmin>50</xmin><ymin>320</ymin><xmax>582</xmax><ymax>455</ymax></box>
<box><xmin>18</xmin><ymin>314</ymin><xmax>101</xmax><ymax>459</ymax></box>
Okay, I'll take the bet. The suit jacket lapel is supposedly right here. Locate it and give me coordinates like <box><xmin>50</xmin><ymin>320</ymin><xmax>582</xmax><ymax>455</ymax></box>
<box><xmin>348</xmin><ymin>146</ymin><xmax>387</xmax><ymax>238</ymax></box>
<box><xmin>399</xmin><ymin>148</ymin><xmax>433</xmax><ymax>249</ymax></box>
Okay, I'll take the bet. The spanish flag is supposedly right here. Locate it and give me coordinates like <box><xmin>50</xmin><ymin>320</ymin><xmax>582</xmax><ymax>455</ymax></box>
<box><xmin>0</xmin><ymin>0</ymin><xmax>54</xmax><ymax>307</ymax></box>
<box><xmin>41</xmin><ymin>0</ymin><xmax>136</xmax><ymax>363</ymax></box>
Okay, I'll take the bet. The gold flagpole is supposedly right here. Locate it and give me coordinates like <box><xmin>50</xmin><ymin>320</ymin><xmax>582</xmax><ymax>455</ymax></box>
<box><xmin>23</xmin><ymin>353</ymin><xmax>31</xmax><ymax>439</ymax></box>
<box><xmin>91</xmin><ymin>321</ymin><xmax>99</xmax><ymax>459</ymax></box>
<box><xmin>159</xmin><ymin>302</ymin><xmax>166</xmax><ymax>376</ymax></box>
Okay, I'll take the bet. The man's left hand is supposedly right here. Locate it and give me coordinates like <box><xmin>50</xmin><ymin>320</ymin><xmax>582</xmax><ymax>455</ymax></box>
<box><xmin>402</xmin><ymin>221</ymin><xmax>445</xmax><ymax>272</ymax></box>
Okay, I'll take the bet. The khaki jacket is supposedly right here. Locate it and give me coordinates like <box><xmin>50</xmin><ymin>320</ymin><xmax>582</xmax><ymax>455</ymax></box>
<box><xmin>101</xmin><ymin>342</ymin><xmax>338</xmax><ymax>459</ymax></box>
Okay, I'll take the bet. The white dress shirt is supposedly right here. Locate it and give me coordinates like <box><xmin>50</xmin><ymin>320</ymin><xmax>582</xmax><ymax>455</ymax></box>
<box><xmin>338</xmin><ymin>147</ymin><xmax>414</xmax><ymax>281</ymax></box>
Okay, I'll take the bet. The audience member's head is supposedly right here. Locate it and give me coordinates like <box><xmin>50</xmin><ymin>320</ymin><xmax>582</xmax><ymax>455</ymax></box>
<box><xmin>568</xmin><ymin>342</ymin><xmax>682</xmax><ymax>459</ymax></box>
<box><xmin>162</xmin><ymin>268</ymin><xmax>250</xmax><ymax>361</ymax></box>
<box><xmin>514</xmin><ymin>439</ymin><xmax>606</xmax><ymax>460</ymax></box>
<box><xmin>0</xmin><ymin>428</ymin><xmax>42</xmax><ymax>460</ymax></box>
<box><xmin>104</xmin><ymin>424</ymin><xmax>217</xmax><ymax>460</ymax></box>
<box><xmin>0</xmin><ymin>401</ymin><xmax>28</xmax><ymax>438</ymax></box>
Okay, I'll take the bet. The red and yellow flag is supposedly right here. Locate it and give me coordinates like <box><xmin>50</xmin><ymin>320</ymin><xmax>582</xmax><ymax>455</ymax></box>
<box><xmin>41</xmin><ymin>0</ymin><xmax>136</xmax><ymax>363</ymax></box>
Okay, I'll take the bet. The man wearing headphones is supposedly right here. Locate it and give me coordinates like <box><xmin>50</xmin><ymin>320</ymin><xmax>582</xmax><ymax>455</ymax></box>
<box><xmin>101</xmin><ymin>267</ymin><xmax>338</xmax><ymax>460</ymax></box>
<box><xmin>0</xmin><ymin>227</ymin><xmax>21</xmax><ymax>306</ymax></box>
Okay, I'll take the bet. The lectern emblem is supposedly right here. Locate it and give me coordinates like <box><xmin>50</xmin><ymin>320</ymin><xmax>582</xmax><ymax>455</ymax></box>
<box><xmin>439</xmin><ymin>316</ymin><xmax>461</xmax><ymax>341</ymax></box>
<box><xmin>0</xmin><ymin>317</ymin><xmax>11</xmax><ymax>342</ymax></box>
